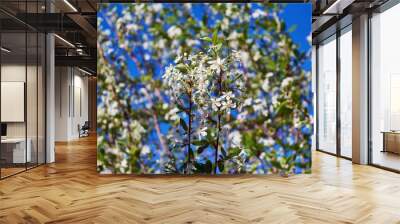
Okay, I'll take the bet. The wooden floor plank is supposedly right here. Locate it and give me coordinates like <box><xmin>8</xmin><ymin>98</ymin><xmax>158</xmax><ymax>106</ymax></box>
<box><xmin>0</xmin><ymin>135</ymin><xmax>399</xmax><ymax>223</ymax></box>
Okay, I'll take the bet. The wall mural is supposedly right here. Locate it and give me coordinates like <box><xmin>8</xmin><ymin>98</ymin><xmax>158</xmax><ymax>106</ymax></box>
<box><xmin>97</xmin><ymin>3</ymin><xmax>313</xmax><ymax>175</ymax></box>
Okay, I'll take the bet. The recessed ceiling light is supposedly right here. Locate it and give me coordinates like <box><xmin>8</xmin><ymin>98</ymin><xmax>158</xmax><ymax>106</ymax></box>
<box><xmin>78</xmin><ymin>67</ymin><xmax>93</xmax><ymax>76</ymax></box>
<box><xmin>54</xmin><ymin>34</ymin><xmax>75</xmax><ymax>48</ymax></box>
<box><xmin>1</xmin><ymin>47</ymin><xmax>11</xmax><ymax>53</ymax></box>
<box><xmin>63</xmin><ymin>0</ymin><xmax>78</xmax><ymax>12</ymax></box>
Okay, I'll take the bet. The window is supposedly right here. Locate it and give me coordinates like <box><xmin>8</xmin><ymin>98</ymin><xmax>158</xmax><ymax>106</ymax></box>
<box><xmin>317</xmin><ymin>36</ymin><xmax>337</xmax><ymax>154</ymax></box>
<box><xmin>339</xmin><ymin>27</ymin><xmax>352</xmax><ymax>158</ymax></box>
<box><xmin>370</xmin><ymin>3</ymin><xmax>400</xmax><ymax>171</ymax></box>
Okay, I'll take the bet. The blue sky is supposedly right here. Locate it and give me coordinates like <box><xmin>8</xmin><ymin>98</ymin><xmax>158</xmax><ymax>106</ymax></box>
<box><xmin>280</xmin><ymin>3</ymin><xmax>312</xmax><ymax>70</ymax></box>
<box><xmin>281</xmin><ymin>3</ymin><xmax>311</xmax><ymax>53</ymax></box>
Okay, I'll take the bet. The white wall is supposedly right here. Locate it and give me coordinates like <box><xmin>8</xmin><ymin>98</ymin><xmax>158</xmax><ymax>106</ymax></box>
<box><xmin>55</xmin><ymin>67</ymin><xmax>89</xmax><ymax>141</ymax></box>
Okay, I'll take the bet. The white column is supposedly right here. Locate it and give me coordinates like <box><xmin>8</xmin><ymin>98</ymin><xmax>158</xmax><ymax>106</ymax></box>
<box><xmin>312</xmin><ymin>45</ymin><xmax>317</xmax><ymax>151</ymax></box>
<box><xmin>352</xmin><ymin>14</ymin><xmax>369</xmax><ymax>164</ymax></box>
<box><xmin>46</xmin><ymin>32</ymin><xmax>55</xmax><ymax>163</ymax></box>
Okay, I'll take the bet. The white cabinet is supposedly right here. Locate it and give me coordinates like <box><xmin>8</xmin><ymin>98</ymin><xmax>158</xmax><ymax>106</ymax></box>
<box><xmin>1</xmin><ymin>138</ymin><xmax>32</xmax><ymax>163</ymax></box>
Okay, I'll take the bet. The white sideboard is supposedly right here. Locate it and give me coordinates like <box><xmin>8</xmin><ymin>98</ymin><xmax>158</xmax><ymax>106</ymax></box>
<box><xmin>1</xmin><ymin>138</ymin><xmax>32</xmax><ymax>163</ymax></box>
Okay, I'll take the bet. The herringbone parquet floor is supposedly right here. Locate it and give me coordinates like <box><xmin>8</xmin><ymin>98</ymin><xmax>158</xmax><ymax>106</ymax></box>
<box><xmin>0</xmin><ymin>135</ymin><xmax>400</xmax><ymax>224</ymax></box>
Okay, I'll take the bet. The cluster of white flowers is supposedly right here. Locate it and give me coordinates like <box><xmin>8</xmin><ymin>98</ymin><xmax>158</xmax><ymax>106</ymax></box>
<box><xmin>140</xmin><ymin>145</ymin><xmax>151</xmax><ymax>155</ymax></box>
<box><xmin>167</xmin><ymin>25</ymin><xmax>182</xmax><ymax>38</ymax></box>
<box><xmin>258</xmin><ymin>137</ymin><xmax>275</xmax><ymax>147</ymax></box>
<box><xmin>162</xmin><ymin>53</ymin><xmax>211</xmax><ymax>110</ymax></box>
<box><xmin>130</xmin><ymin>120</ymin><xmax>146</xmax><ymax>141</ymax></box>
<box><xmin>208</xmin><ymin>56</ymin><xmax>226</xmax><ymax>73</ymax></box>
<box><xmin>211</xmin><ymin>91</ymin><xmax>236</xmax><ymax>112</ymax></box>
<box><xmin>228</xmin><ymin>131</ymin><xmax>242</xmax><ymax>147</ymax></box>
<box><xmin>164</xmin><ymin>107</ymin><xmax>180</xmax><ymax>121</ymax></box>
<box><xmin>252</xmin><ymin>9</ymin><xmax>267</xmax><ymax>19</ymax></box>
<box><xmin>281</xmin><ymin>77</ymin><xmax>294</xmax><ymax>88</ymax></box>
<box><xmin>198</xmin><ymin>127</ymin><xmax>208</xmax><ymax>138</ymax></box>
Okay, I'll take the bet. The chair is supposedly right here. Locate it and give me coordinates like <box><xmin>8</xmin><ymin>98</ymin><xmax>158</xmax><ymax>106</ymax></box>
<box><xmin>78</xmin><ymin>121</ymin><xmax>90</xmax><ymax>138</ymax></box>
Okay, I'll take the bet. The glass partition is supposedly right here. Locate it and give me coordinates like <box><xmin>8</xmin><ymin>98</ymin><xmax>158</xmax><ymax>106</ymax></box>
<box><xmin>317</xmin><ymin>35</ymin><xmax>337</xmax><ymax>154</ymax></box>
<box><xmin>1</xmin><ymin>30</ymin><xmax>28</xmax><ymax>177</ymax></box>
<box><xmin>370</xmin><ymin>4</ymin><xmax>400</xmax><ymax>171</ymax></box>
<box><xmin>38</xmin><ymin>32</ymin><xmax>45</xmax><ymax>165</ymax></box>
<box><xmin>0</xmin><ymin>1</ymin><xmax>46</xmax><ymax>179</ymax></box>
<box><xmin>27</xmin><ymin>30</ymin><xmax>38</xmax><ymax>169</ymax></box>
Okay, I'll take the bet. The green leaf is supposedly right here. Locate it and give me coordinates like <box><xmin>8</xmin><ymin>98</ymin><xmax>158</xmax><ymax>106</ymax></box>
<box><xmin>189</xmin><ymin>147</ymin><xmax>194</xmax><ymax>160</ymax></box>
<box><xmin>175</xmin><ymin>63</ymin><xmax>187</xmax><ymax>72</ymax></box>
<box><xmin>217</xmin><ymin>159</ymin><xmax>224</xmax><ymax>173</ymax></box>
<box><xmin>212</xmin><ymin>29</ymin><xmax>218</xmax><ymax>44</ymax></box>
<box><xmin>197</xmin><ymin>144</ymin><xmax>208</xmax><ymax>154</ymax></box>
<box><xmin>166</xmin><ymin>15</ymin><xmax>177</xmax><ymax>24</ymax></box>
<box><xmin>192</xmin><ymin>139</ymin><xmax>208</xmax><ymax>146</ymax></box>
<box><xmin>215</xmin><ymin>43</ymin><xmax>222</xmax><ymax>51</ymax></box>
<box><xmin>176</xmin><ymin>103</ymin><xmax>186</xmax><ymax>112</ymax></box>
<box><xmin>194</xmin><ymin>162</ymin><xmax>205</xmax><ymax>173</ymax></box>
<box><xmin>201</xmin><ymin>36</ymin><xmax>212</xmax><ymax>42</ymax></box>
<box><xmin>276</xmin><ymin>101</ymin><xmax>292</xmax><ymax>116</ymax></box>
<box><xmin>205</xmin><ymin>160</ymin><xmax>212</xmax><ymax>173</ymax></box>
<box><xmin>180</xmin><ymin>118</ymin><xmax>188</xmax><ymax>132</ymax></box>
<box><xmin>288</xmin><ymin>24</ymin><xmax>297</xmax><ymax>33</ymax></box>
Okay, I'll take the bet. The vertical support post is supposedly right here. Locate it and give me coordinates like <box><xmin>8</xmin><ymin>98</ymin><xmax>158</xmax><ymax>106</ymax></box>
<box><xmin>312</xmin><ymin>45</ymin><xmax>318</xmax><ymax>151</ymax></box>
<box><xmin>46</xmin><ymin>0</ymin><xmax>55</xmax><ymax>163</ymax></box>
<box><xmin>336</xmin><ymin>29</ymin><xmax>341</xmax><ymax>157</ymax></box>
<box><xmin>352</xmin><ymin>14</ymin><xmax>369</xmax><ymax>164</ymax></box>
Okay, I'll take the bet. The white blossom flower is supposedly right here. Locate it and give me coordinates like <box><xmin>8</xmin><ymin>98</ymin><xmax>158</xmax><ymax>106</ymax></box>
<box><xmin>167</xmin><ymin>26</ymin><xmax>182</xmax><ymax>38</ymax></box>
<box><xmin>130</xmin><ymin>120</ymin><xmax>145</xmax><ymax>141</ymax></box>
<box><xmin>199</xmin><ymin>127</ymin><xmax>208</xmax><ymax>137</ymax></box>
<box><xmin>228</xmin><ymin>31</ymin><xmax>239</xmax><ymax>40</ymax></box>
<box><xmin>244</xmin><ymin>98</ymin><xmax>252</xmax><ymax>106</ymax></box>
<box><xmin>229</xmin><ymin>131</ymin><xmax>242</xmax><ymax>147</ymax></box>
<box><xmin>126</xmin><ymin>23</ymin><xmax>139</xmax><ymax>32</ymax></box>
<box><xmin>262</xmin><ymin>79</ymin><xmax>269</xmax><ymax>92</ymax></box>
<box><xmin>165</xmin><ymin>107</ymin><xmax>180</xmax><ymax>121</ymax></box>
<box><xmin>252</xmin><ymin>9</ymin><xmax>267</xmax><ymax>19</ymax></box>
<box><xmin>141</xmin><ymin>145</ymin><xmax>151</xmax><ymax>155</ymax></box>
<box><xmin>151</xmin><ymin>3</ymin><xmax>162</xmax><ymax>12</ymax></box>
<box><xmin>239</xmin><ymin>51</ymin><xmax>250</xmax><ymax>65</ymax></box>
<box><xmin>237</xmin><ymin>111</ymin><xmax>248</xmax><ymax>122</ymax></box>
<box><xmin>121</xmin><ymin>159</ymin><xmax>128</xmax><ymax>169</ymax></box>
<box><xmin>307</xmin><ymin>33</ymin><xmax>312</xmax><ymax>45</ymax></box>
<box><xmin>281</xmin><ymin>77</ymin><xmax>294</xmax><ymax>88</ymax></box>
<box><xmin>211</xmin><ymin>91</ymin><xmax>236</xmax><ymax>112</ymax></box>
<box><xmin>221</xmin><ymin>18</ymin><xmax>229</xmax><ymax>30</ymax></box>
<box><xmin>208</xmin><ymin>57</ymin><xmax>225</xmax><ymax>73</ymax></box>
<box><xmin>253</xmin><ymin>51</ymin><xmax>261</xmax><ymax>61</ymax></box>
<box><xmin>258</xmin><ymin>137</ymin><xmax>275</xmax><ymax>147</ymax></box>
<box><xmin>157</xmin><ymin>39</ymin><xmax>166</xmax><ymax>49</ymax></box>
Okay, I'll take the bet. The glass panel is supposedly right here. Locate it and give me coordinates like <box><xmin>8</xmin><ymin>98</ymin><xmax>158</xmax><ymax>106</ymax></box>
<box><xmin>26</xmin><ymin>0</ymin><xmax>39</xmax><ymax>169</ymax></box>
<box><xmin>1</xmin><ymin>30</ymin><xmax>27</xmax><ymax>178</ymax></box>
<box><xmin>0</xmin><ymin>0</ymin><xmax>46</xmax><ymax>178</ymax></box>
<box><xmin>27</xmin><ymin>30</ymin><xmax>38</xmax><ymax>169</ymax></box>
<box><xmin>38</xmin><ymin>32</ymin><xmax>45</xmax><ymax>165</ymax></box>
<box><xmin>317</xmin><ymin>36</ymin><xmax>337</xmax><ymax>154</ymax></box>
<box><xmin>339</xmin><ymin>28</ymin><xmax>352</xmax><ymax>158</ymax></box>
<box><xmin>371</xmin><ymin>4</ymin><xmax>400</xmax><ymax>171</ymax></box>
